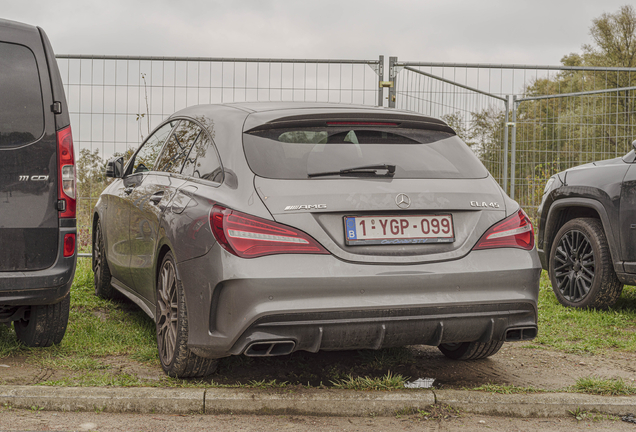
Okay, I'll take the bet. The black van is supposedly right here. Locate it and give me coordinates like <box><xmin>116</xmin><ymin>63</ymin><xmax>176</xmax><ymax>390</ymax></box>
<box><xmin>0</xmin><ymin>19</ymin><xmax>75</xmax><ymax>346</ymax></box>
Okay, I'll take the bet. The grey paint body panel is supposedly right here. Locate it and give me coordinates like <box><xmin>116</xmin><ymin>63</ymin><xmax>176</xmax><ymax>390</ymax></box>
<box><xmin>95</xmin><ymin>102</ymin><xmax>541</xmax><ymax>360</ymax></box>
<box><xmin>179</xmin><ymin>245</ymin><xmax>540</xmax><ymax>358</ymax></box>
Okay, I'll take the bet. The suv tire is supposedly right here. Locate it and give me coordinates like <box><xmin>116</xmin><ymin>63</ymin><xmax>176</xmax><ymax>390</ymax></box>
<box><xmin>14</xmin><ymin>293</ymin><xmax>70</xmax><ymax>347</ymax></box>
<box><xmin>156</xmin><ymin>252</ymin><xmax>218</xmax><ymax>378</ymax></box>
<box><xmin>549</xmin><ymin>218</ymin><xmax>623</xmax><ymax>309</ymax></box>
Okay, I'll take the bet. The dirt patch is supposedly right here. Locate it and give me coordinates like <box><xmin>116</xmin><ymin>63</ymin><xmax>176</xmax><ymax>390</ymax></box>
<box><xmin>2</xmin><ymin>343</ymin><xmax>636</xmax><ymax>389</ymax></box>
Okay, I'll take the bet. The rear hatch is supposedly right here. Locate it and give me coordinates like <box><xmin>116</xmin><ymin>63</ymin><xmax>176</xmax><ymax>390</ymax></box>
<box><xmin>0</xmin><ymin>22</ymin><xmax>59</xmax><ymax>271</ymax></box>
<box><xmin>243</xmin><ymin>112</ymin><xmax>507</xmax><ymax>264</ymax></box>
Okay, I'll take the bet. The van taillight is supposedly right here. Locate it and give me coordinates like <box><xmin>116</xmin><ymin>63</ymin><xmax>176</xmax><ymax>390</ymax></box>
<box><xmin>209</xmin><ymin>205</ymin><xmax>329</xmax><ymax>258</ymax></box>
<box><xmin>63</xmin><ymin>233</ymin><xmax>76</xmax><ymax>257</ymax></box>
<box><xmin>473</xmin><ymin>209</ymin><xmax>535</xmax><ymax>251</ymax></box>
<box><xmin>57</xmin><ymin>126</ymin><xmax>75</xmax><ymax>218</ymax></box>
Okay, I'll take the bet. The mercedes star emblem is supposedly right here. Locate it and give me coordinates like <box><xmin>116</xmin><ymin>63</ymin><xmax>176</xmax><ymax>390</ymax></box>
<box><xmin>395</xmin><ymin>193</ymin><xmax>411</xmax><ymax>209</ymax></box>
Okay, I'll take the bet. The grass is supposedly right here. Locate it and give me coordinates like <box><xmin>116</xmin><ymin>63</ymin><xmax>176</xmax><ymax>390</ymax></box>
<box><xmin>3</xmin><ymin>261</ymin><xmax>636</xmax><ymax>390</ymax></box>
<box><xmin>330</xmin><ymin>371</ymin><xmax>407</xmax><ymax>390</ymax></box>
<box><xmin>470</xmin><ymin>384</ymin><xmax>544</xmax><ymax>394</ymax></box>
<box><xmin>571</xmin><ymin>376</ymin><xmax>636</xmax><ymax>396</ymax></box>
<box><xmin>0</xmin><ymin>258</ymin><xmax>159</xmax><ymax>365</ymax></box>
<box><xmin>532</xmin><ymin>271</ymin><xmax>636</xmax><ymax>355</ymax></box>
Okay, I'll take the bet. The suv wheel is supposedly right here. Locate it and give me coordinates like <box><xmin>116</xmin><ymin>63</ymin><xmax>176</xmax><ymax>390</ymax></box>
<box><xmin>93</xmin><ymin>220</ymin><xmax>117</xmax><ymax>299</ymax></box>
<box><xmin>549</xmin><ymin>218</ymin><xmax>623</xmax><ymax>309</ymax></box>
<box><xmin>438</xmin><ymin>340</ymin><xmax>503</xmax><ymax>360</ymax></box>
<box><xmin>156</xmin><ymin>252</ymin><xmax>218</xmax><ymax>378</ymax></box>
<box><xmin>14</xmin><ymin>293</ymin><xmax>70</xmax><ymax>347</ymax></box>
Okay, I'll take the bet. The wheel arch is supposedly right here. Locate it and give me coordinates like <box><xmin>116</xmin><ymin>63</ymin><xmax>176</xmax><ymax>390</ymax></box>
<box><xmin>544</xmin><ymin>198</ymin><xmax>620</xmax><ymax>272</ymax></box>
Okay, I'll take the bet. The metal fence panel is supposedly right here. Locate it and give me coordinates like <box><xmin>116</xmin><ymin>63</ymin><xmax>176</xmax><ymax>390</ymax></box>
<box><xmin>391</xmin><ymin>60</ymin><xmax>636</xmax><ymax>217</ymax></box>
<box><xmin>60</xmin><ymin>54</ymin><xmax>636</xmax><ymax>256</ymax></box>
<box><xmin>56</xmin><ymin>55</ymin><xmax>384</xmax><ymax>253</ymax></box>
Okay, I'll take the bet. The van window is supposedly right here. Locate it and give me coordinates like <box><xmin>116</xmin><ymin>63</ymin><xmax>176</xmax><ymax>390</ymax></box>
<box><xmin>0</xmin><ymin>42</ymin><xmax>44</xmax><ymax>147</ymax></box>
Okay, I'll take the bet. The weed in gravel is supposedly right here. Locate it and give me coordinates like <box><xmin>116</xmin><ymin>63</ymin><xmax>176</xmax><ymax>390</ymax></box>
<box><xmin>246</xmin><ymin>379</ymin><xmax>290</xmax><ymax>389</ymax></box>
<box><xmin>331</xmin><ymin>371</ymin><xmax>407</xmax><ymax>390</ymax></box>
<box><xmin>470</xmin><ymin>383</ymin><xmax>544</xmax><ymax>394</ymax></box>
<box><xmin>572</xmin><ymin>376</ymin><xmax>636</xmax><ymax>396</ymax></box>
<box><xmin>569</xmin><ymin>407</ymin><xmax>619</xmax><ymax>422</ymax></box>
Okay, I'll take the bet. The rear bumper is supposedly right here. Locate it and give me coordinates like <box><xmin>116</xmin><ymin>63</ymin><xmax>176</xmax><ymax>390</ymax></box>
<box><xmin>177</xmin><ymin>245</ymin><xmax>541</xmax><ymax>359</ymax></box>
<box><xmin>0</xmin><ymin>226</ymin><xmax>76</xmax><ymax>306</ymax></box>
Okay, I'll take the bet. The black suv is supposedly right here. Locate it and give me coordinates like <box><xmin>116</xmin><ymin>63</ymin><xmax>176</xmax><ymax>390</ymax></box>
<box><xmin>537</xmin><ymin>142</ymin><xmax>636</xmax><ymax>309</ymax></box>
<box><xmin>0</xmin><ymin>19</ymin><xmax>75</xmax><ymax>345</ymax></box>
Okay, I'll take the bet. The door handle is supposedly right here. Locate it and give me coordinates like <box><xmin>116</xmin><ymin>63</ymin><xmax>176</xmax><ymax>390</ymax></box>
<box><xmin>124</xmin><ymin>187</ymin><xmax>134</xmax><ymax>195</ymax></box>
<box><xmin>149</xmin><ymin>191</ymin><xmax>164</xmax><ymax>205</ymax></box>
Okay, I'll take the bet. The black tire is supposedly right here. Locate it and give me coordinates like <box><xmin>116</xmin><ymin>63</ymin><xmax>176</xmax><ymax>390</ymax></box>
<box><xmin>93</xmin><ymin>220</ymin><xmax>117</xmax><ymax>300</ymax></box>
<box><xmin>156</xmin><ymin>252</ymin><xmax>218</xmax><ymax>378</ymax></box>
<box><xmin>14</xmin><ymin>293</ymin><xmax>70</xmax><ymax>347</ymax></box>
<box><xmin>549</xmin><ymin>218</ymin><xmax>622</xmax><ymax>309</ymax></box>
<box><xmin>438</xmin><ymin>340</ymin><xmax>503</xmax><ymax>360</ymax></box>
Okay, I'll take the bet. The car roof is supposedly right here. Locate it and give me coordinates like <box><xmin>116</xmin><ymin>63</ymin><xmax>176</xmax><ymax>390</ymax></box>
<box><xmin>0</xmin><ymin>18</ymin><xmax>38</xmax><ymax>32</ymax></box>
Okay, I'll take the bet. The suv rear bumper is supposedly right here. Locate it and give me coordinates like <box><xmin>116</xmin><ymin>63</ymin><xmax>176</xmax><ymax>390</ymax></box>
<box><xmin>0</xmin><ymin>226</ymin><xmax>76</xmax><ymax>306</ymax></box>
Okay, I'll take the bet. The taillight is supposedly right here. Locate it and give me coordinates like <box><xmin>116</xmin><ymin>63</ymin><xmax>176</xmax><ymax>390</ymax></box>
<box><xmin>473</xmin><ymin>209</ymin><xmax>535</xmax><ymax>251</ymax></box>
<box><xmin>63</xmin><ymin>233</ymin><xmax>76</xmax><ymax>257</ymax></box>
<box><xmin>57</xmin><ymin>126</ymin><xmax>76</xmax><ymax>218</ymax></box>
<box><xmin>210</xmin><ymin>205</ymin><xmax>329</xmax><ymax>258</ymax></box>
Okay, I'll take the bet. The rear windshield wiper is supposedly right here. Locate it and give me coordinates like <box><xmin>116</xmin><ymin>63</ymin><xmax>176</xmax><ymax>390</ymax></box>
<box><xmin>308</xmin><ymin>164</ymin><xmax>396</xmax><ymax>178</ymax></box>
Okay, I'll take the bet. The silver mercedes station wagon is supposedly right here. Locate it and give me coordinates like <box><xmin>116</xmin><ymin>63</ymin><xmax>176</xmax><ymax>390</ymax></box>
<box><xmin>93</xmin><ymin>102</ymin><xmax>541</xmax><ymax>377</ymax></box>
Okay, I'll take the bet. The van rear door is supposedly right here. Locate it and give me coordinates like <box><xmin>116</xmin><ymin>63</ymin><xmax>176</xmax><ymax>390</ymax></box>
<box><xmin>0</xmin><ymin>23</ymin><xmax>59</xmax><ymax>271</ymax></box>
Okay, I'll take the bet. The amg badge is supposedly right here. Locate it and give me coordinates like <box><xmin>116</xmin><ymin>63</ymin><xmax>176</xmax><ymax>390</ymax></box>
<box><xmin>284</xmin><ymin>204</ymin><xmax>327</xmax><ymax>211</ymax></box>
<box><xmin>470</xmin><ymin>201</ymin><xmax>500</xmax><ymax>208</ymax></box>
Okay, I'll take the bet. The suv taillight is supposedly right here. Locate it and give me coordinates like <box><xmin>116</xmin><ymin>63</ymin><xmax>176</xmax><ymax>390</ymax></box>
<box><xmin>57</xmin><ymin>126</ymin><xmax>76</xmax><ymax>218</ymax></box>
<box><xmin>473</xmin><ymin>209</ymin><xmax>535</xmax><ymax>251</ymax></box>
<box><xmin>210</xmin><ymin>205</ymin><xmax>329</xmax><ymax>258</ymax></box>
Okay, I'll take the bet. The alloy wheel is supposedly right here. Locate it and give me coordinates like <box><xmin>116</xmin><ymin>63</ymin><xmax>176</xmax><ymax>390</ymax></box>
<box><xmin>157</xmin><ymin>259</ymin><xmax>179</xmax><ymax>365</ymax></box>
<box><xmin>553</xmin><ymin>229</ymin><xmax>595</xmax><ymax>302</ymax></box>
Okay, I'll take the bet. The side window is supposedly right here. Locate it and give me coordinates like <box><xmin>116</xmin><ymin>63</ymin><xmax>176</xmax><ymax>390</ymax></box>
<box><xmin>156</xmin><ymin>120</ymin><xmax>201</xmax><ymax>174</ymax></box>
<box><xmin>132</xmin><ymin>121</ymin><xmax>176</xmax><ymax>173</ymax></box>
<box><xmin>181</xmin><ymin>129</ymin><xmax>223</xmax><ymax>183</ymax></box>
<box><xmin>0</xmin><ymin>42</ymin><xmax>44</xmax><ymax>147</ymax></box>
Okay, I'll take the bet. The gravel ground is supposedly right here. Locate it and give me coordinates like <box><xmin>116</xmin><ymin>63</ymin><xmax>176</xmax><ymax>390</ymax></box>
<box><xmin>2</xmin><ymin>343</ymin><xmax>636</xmax><ymax>390</ymax></box>
<box><xmin>0</xmin><ymin>408</ymin><xmax>633</xmax><ymax>431</ymax></box>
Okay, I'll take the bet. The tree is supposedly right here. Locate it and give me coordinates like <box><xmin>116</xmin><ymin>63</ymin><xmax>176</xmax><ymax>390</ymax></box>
<box><xmin>583</xmin><ymin>5</ymin><xmax>636</xmax><ymax>68</ymax></box>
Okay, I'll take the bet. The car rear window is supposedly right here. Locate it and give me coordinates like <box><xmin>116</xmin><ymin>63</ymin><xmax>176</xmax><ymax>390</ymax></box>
<box><xmin>243</xmin><ymin>126</ymin><xmax>488</xmax><ymax>179</ymax></box>
<box><xmin>0</xmin><ymin>42</ymin><xmax>44</xmax><ymax>147</ymax></box>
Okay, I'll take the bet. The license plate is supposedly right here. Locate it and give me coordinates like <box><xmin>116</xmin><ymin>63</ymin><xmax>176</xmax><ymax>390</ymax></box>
<box><xmin>344</xmin><ymin>214</ymin><xmax>455</xmax><ymax>246</ymax></box>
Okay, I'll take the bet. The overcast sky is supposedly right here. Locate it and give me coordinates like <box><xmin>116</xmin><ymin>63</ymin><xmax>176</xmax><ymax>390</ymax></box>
<box><xmin>1</xmin><ymin>0</ymin><xmax>632</xmax><ymax>65</ymax></box>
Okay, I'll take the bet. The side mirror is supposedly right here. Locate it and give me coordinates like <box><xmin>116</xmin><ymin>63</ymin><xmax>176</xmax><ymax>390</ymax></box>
<box><xmin>106</xmin><ymin>156</ymin><xmax>124</xmax><ymax>178</ymax></box>
<box><xmin>632</xmin><ymin>139</ymin><xmax>636</xmax><ymax>152</ymax></box>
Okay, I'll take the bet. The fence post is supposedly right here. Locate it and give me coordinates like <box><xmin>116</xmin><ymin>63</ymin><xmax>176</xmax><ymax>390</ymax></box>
<box><xmin>510</xmin><ymin>95</ymin><xmax>518</xmax><ymax>200</ymax></box>
<box><xmin>377</xmin><ymin>55</ymin><xmax>384</xmax><ymax>107</ymax></box>
<box><xmin>503</xmin><ymin>96</ymin><xmax>509</xmax><ymax>195</ymax></box>
<box><xmin>388</xmin><ymin>56</ymin><xmax>397</xmax><ymax>108</ymax></box>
